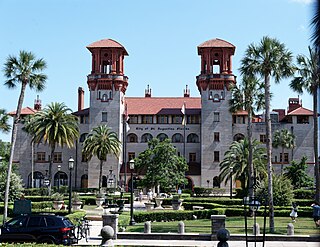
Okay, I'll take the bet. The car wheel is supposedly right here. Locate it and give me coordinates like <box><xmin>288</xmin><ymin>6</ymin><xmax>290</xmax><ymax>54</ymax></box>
<box><xmin>38</xmin><ymin>237</ymin><xmax>55</xmax><ymax>244</ymax></box>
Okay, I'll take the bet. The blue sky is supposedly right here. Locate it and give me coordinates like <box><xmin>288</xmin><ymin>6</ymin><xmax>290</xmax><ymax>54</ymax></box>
<box><xmin>0</xmin><ymin>0</ymin><xmax>316</xmax><ymax>142</ymax></box>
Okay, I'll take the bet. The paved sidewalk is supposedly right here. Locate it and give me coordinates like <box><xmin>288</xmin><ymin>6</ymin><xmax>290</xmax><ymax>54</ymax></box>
<box><xmin>77</xmin><ymin>220</ymin><xmax>320</xmax><ymax>247</ymax></box>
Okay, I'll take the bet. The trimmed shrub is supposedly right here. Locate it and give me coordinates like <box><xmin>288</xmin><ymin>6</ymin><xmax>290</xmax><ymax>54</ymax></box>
<box><xmin>193</xmin><ymin>187</ymin><xmax>226</xmax><ymax>197</ymax></box>
<box><xmin>293</xmin><ymin>189</ymin><xmax>315</xmax><ymax>199</ymax></box>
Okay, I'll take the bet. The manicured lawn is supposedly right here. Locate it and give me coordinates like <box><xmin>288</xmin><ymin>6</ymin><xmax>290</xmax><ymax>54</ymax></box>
<box><xmin>123</xmin><ymin>216</ymin><xmax>320</xmax><ymax>235</ymax></box>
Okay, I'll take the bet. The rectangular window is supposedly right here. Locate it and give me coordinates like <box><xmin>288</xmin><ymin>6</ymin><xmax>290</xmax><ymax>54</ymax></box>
<box><xmin>81</xmin><ymin>153</ymin><xmax>88</xmax><ymax>162</ymax></box>
<box><xmin>80</xmin><ymin>115</ymin><xmax>89</xmax><ymax>124</ymax></box>
<box><xmin>157</xmin><ymin>115</ymin><xmax>168</xmax><ymax>124</ymax></box>
<box><xmin>128</xmin><ymin>115</ymin><xmax>138</xmax><ymax>124</ymax></box>
<box><xmin>128</xmin><ymin>152</ymin><xmax>135</xmax><ymax>161</ymax></box>
<box><xmin>187</xmin><ymin>115</ymin><xmax>200</xmax><ymax>124</ymax></box>
<box><xmin>172</xmin><ymin>115</ymin><xmax>182</xmax><ymax>124</ymax></box>
<box><xmin>297</xmin><ymin>115</ymin><xmax>309</xmax><ymax>124</ymax></box>
<box><xmin>214</xmin><ymin>132</ymin><xmax>220</xmax><ymax>142</ymax></box>
<box><xmin>36</xmin><ymin>152</ymin><xmax>46</xmax><ymax>162</ymax></box>
<box><xmin>142</xmin><ymin>115</ymin><xmax>153</xmax><ymax>124</ymax></box>
<box><xmin>260</xmin><ymin>134</ymin><xmax>267</xmax><ymax>143</ymax></box>
<box><xmin>189</xmin><ymin>153</ymin><xmax>196</xmax><ymax>162</ymax></box>
<box><xmin>214</xmin><ymin>151</ymin><xmax>220</xmax><ymax>162</ymax></box>
<box><xmin>102</xmin><ymin>112</ymin><xmax>108</xmax><ymax>122</ymax></box>
<box><xmin>280</xmin><ymin>153</ymin><xmax>289</xmax><ymax>163</ymax></box>
<box><xmin>53</xmin><ymin>152</ymin><xmax>62</xmax><ymax>163</ymax></box>
<box><xmin>213</xmin><ymin>112</ymin><xmax>220</xmax><ymax>122</ymax></box>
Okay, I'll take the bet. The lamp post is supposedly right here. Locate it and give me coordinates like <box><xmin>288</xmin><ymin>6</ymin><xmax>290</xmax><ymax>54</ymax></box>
<box><xmin>68</xmin><ymin>157</ymin><xmax>74</xmax><ymax>214</ymax></box>
<box><xmin>57</xmin><ymin>165</ymin><xmax>61</xmax><ymax>193</ymax></box>
<box><xmin>129</xmin><ymin>159</ymin><xmax>135</xmax><ymax>225</ymax></box>
<box><xmin>229</xmin><ymin>166</ymin><xmax>233</xmax><ymax>199</ymax></box>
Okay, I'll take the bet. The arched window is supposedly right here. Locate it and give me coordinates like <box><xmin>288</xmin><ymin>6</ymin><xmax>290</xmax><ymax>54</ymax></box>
<box><xmin>172</xmin><ymin>133</ymin><xmax>183</xmax><ymax>143</ymax></box>
<box><xmin>157</xmin><ymin>133</ymin><xmax>168</xmax><ymax>142</ymax></box>
<box><xmin>54</xmin><ymin>171</ymin><xmax>68</xmax><ymax>187</ymax></box>
<box><xmin>79</xmin><ymin>133</ymin><xmax>88</xmax><ymax>143</ymax></box>
<box><xmin>233</xmin><ymin>133</ymin><xmax>245</xmax><ymax>142</ymax></box>
<box><xmin>28</xmin><ymin>171</ymin><xmax>44</xmax><ymax>188</ymax></box>
<box><xmin>187</xmin><ymin>133</ymin><xmax>199</xmax><ymax>143</ymax></box>
<box><xmin>81</xmin><ymin>174</ymin><xmax>88</xmax><ymax>188</ymax></box>
<box><xmin>127</xmin><ymin>133</ymin><xmax>138</xmax><ymax>143</ymax></box>
<box><xmin>109</xmin><ymin>91</ymin><xmax>113</xmax><ymax>99</ymax></box>
<box><xmin>213</xmin><ymin>94</ymin><xmax>220</xmax><ymax>101</ymax></box>
<box><xmin>102</xmin><ymin>94</ymin><xmax>107</xmax><ymax>101</ymax></box>
<box><xmin>141</xmin><ymin>133</ymin><xmax>153</xmax><ymax>143</ymax></box>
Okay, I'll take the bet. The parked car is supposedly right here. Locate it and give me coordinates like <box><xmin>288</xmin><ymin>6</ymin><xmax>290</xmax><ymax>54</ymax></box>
<box><xmin>0</xmin><ymin>214</ymin><xmax>76</xmax><ymax>245</ymax></box>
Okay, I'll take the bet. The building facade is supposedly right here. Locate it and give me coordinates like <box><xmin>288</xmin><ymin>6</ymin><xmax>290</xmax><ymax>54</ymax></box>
<box><xmin>12</xmin><ymin>38</ymin><xmax>315</xmax><ymax>190</ymax></box>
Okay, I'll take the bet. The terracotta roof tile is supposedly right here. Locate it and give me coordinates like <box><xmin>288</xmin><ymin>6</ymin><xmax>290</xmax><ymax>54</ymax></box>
<box><xmin>8</xmin><ymin>107</ymin><xmax>37</xmax><ymax>116</ymax></box>
<box><xmin>86</xmin><ymin>39</ymin><xmax>128</xmax><ymax>55</ymax></box>
<box><xmin>233</xmin><ymin>110</ymin><xmax>248</xmax><ymax>115</ymax></box>
<box><xmin>125</xmin><ymin>97</ymin><xmax>201</xmax><ymax>115</ymax></box>
<box><xmin>198</xmin><ymin>38</ymin><xmax>235</xmax><ymax>48</ymax></box>
<box><xmin>287</xmin><ymin>107</ymin><xmax>313</xmax><ymax>116</ymax></box>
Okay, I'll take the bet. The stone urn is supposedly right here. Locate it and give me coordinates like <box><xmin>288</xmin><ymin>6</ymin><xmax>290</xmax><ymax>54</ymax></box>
<box><xmin>72</xmin><ymin>201</ymin><xmax>83</xmax><ymax>210</ymax></box>
<box><xmin>144</xmin><ymin>202</ymin><xmax>155</xmax><ymax>211</ymax></box>
<box><xmin>53</xmin><ymin>200</ymin><xmax>64</xmax><ymax>210</ymax></box>
<box><xmin>96</xmin><ymin>197</ymin><xmax>105</xmax><ymax>209</ymax></box>
<box><xmin>172</xmin><ymin>198</ymin><xmax>183</xmax><ymax>210</ymax></box>
<box><xmin>155</xmin><ymin>197</ymin><xmax>164</xmax><ymax>210</ymax></box>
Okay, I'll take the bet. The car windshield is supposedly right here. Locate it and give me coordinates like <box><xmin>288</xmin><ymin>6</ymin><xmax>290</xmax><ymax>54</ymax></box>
<box><xmin>6</xmin><ymin>216</ymin><xmax>27</xmax><ymax>227</ymax></box>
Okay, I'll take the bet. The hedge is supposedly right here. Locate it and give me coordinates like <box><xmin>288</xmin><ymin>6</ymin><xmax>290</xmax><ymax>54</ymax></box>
<box><xmin>193</xmin><ymin>187</ymin><xmax>226</xmax><ymax>197</ymax></box>
<box><xmin>293</xmin><ymin>189</ymin><xmax>315</xmax><ymax>199</ymax></box>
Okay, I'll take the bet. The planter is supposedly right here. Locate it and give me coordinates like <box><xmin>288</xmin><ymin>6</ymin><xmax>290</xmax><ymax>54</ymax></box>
<box><xmin>96</xmin><ymin>197</ymin><xmax>105</xmax><ymax>209</ymax></box>
<box><xmin>172</xmin><ymin>199</ymin><xmax>183</xmax><ymax>210</ymax></box>
<box><xmin>144</xmin><ymin>202</ymin><xmax>155</xmax><ymax>211</ymax></box>
<box><xmin>155</xmin><ymin>197</ymin><xmax>164</xmax><ymax>210</ymax></box>
<box><xmin>53</xmin><ymin>200</ymin><xmax>64</xmax><ymax>210</ymax></box>
<box><xmin>72</xmin><ymin>201</ymin><xmax>83</xmax><ymax>210</ymax></box>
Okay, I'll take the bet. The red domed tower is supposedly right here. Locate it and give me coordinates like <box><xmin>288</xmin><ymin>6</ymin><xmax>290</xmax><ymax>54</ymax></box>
<box><xmin>196</xmin><ymin>38</ymin><xmax>236</xmax><ymax>187</ymax></box>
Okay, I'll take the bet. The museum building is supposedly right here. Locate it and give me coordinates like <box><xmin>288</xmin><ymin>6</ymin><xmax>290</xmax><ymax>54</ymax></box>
<box><xmin>12</xmin><ymin>38</ymin><xmax>315</xmax><ymax>190</ymax></box>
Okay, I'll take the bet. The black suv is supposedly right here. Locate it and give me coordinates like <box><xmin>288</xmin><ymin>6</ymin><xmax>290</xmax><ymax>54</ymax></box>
<box><xmin>0</xmin><ymin>214</ymin><xmax>76</xmax><ymax>245</ymax></box>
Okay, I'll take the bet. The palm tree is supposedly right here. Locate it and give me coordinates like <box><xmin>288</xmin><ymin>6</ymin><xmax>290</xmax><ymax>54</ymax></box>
<box><xmin>272</xmin><ymin>129</ymin><xmax>295</xmax><ymax>175</ymax></box>
<box><xmin>82</xmin><ymin>125</ymin><xmax>121</xmax><ymax>192</ymax></box>
<box><xmin>31</xmin><ymin>102</ymin><xmax>79</xmax><ymax>194</ymax></box>
<box><xmin>240</xmin><ymin>36</ymin><xmax>295</xmax><ymax>232</ymax></box>
<box><xmin>290</xmin><ymin>46</ymin><xmax>320</xmax><ymax>203</ymax></box>
<box><xmin>0</xmin><ymin>109</ymin><xmax>11</xmax><ymax>133</ymax></box>
<box><xmin>219</xmin><ymin>138</ymin><xmax>267</xmax><ymax>192</ymax></box>
<box><xmin>2</xmin><ymin>50</ymin><xmax>47</xmax><ymax>223</ymax></box>
<box><xmin>311</xmin><ymin>0</ymin><xmax>320</xmax><ymax>49</ymax></box>
<box><xmin>229</xmin><ymin>75</ymin><xmax>264</xmax><ymax>198</ymax></box>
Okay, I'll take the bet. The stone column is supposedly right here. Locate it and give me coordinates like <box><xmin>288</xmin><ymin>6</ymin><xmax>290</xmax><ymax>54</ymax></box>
<box><xmin>144</xmin><ymin>221</ymin><xmax>151</xmax><ymax>234</ymax></box>
<box><xmin>102</xmin><ymin>214</ymin><xmax>119</xmax><ymax>239</ymax></box>
<box><xmin>287</xmin><ymin>223</ymin><xmax>294</xmax><ymax>235</ymax></box>
<box><xmin>178</xmin><ymin>221</ymin><xmax>185</xmax><ymax>234</ymax></box>
<box><xmin>211</xmin><ymin>215</ymin><xmax>226</xmax><ymax>234</ymax></box>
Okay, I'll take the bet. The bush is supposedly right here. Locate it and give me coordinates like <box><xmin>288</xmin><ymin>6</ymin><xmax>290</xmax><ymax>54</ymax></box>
<box><xmin>193</xmin><ymin>187</ymin><xmax>226</xmax><ymax>197</ymax></box>
<box><xmin>293</xmin><ymin>189</ymin><xmax>315</xmax><ymax>199</ymax></box>
<box><xmin>23</xmin><ymin>188</ymin><xmax>49</xmax><ymax>196</ymax></box>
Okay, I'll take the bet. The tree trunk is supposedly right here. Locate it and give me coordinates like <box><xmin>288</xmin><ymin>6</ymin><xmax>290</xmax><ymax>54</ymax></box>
<box><xmin>3</xmin><ymin>82</ymin><xmax>27</xmax><ymax>224</ymax></box>
<box><xmin>247</xmin><ymin>109</ymin><xmax>254</xmax><ymax>199</ymax></box>
<box><xmin>281</xmin><ymin>147</ymin><xmax>284</xmax><ymax>175</ymax></box>
<box><xmin>31</xmin><ymin>140</ymin><xmax>34</xmax><ymax>188</ymax></box>
<box><xmin>265</xmin><ymin>74</ymin><xmax>274</xmax><ymax>233</ymax></box>
<box><xmin>99</xmin><ymin>159</ymin><xmax>103</xmax><ymax>193</ymax></box>
<box><xmin>313</xmin><ymin>88</ymin><xmax>320</xmax><ymax>203</ymax></box>
<box><xmin>48</xmin><ymin>145</ymin><xmax>55</xmax><ymax>196</ymax></box>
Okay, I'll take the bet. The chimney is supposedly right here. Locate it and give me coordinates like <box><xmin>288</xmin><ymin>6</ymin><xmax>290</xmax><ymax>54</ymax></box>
<box><xmin>288</xmin><ymin>97</ymin><xmax>302</xmax><ymax>113</ymax></box>
<box><xmin>78</xmin><ymin>87</ymin><xmax>84</xmax><ymax>111</ymax></box>
<box><xmin>34</xmin><ymin>95</ymin><xmax>42</xmax><ymax>110</ymax></box>
<box><xmin>184</xmin><ymin>85</ymin><xmax>190</xmax><ymax>97</ymax></box>
<box><xmin>273</xmin><ymin>109</ymin><xmax>286</xmax><ymax>121</ymax></box>
<box><xmin>145</xmin><ymin>84</ymin><xmax>152</xmax><ymax>97</ymax></box>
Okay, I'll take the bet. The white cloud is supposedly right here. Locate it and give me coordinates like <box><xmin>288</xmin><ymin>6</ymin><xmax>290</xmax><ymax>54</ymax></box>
<box><xmin>289</xmin><ymin>0</ymin><xmax>315</xmax><ymax>4</ymax></box>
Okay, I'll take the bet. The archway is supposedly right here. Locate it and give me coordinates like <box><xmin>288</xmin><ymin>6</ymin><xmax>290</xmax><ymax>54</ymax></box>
<box><xmin>81</xmin><ymin>174</ymin><xmax>88</xmax><ymax>188</ymax></box>
<box><xmin>53</xmin><ymin>171</ymin><xmax>68</xmax><ymax>187</ymax></box>
<box><xmin>28</xmin><ymin>171</ymin><xmax>44</xmax><ymax>188</ymax></box>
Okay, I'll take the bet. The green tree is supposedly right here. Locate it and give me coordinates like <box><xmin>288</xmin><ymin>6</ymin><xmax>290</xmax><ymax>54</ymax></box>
<box><xmin>311</xmin><ymin>0</ymin><xmax>320</xmax><ymax>48</ymax></box>
<box><xmin>0</xmin><ymin>160</ymin><xmax>24</xmax><ymax>202</ymax></box>
<box><xmin>0</xmin><ymin>109</ymin><xmax>10</xmax><ymax>134</ymax></box>
<box><xmin>0</xmin><ymin>141</ymin><xmax>10</xmax><ymax>162</ymax></box>
<box><xmin>2</xmin><ymin>50</ymin><xmax>47</xmax><ymax>223</ymax></box>
<box><xmin>219</xmin><ymin>138</ymin><xmax>267</xmax><ymax>192</ymax></box>
<box><xmin>82</xmin><ymin>125</ymin><xmax>121</xmax><ymax>193</ymax></box>
<box><xmin>135</xmin><ymin>138</ymin><xmax>188</xmax><ymax>193</ymax></box>
<box><xmin>272</xmin><ymin>129</ymin><xmax>295</xmax><ymax>174</ymax></box>
<box><xmin>284</xmin><ymin>156</ymin><xmax>314</xmax><ymax>189</ymax></box>
<box><xmin>31</xmin><ymin>102</ymin><xmax>79</xmax><ymax>194</ymax></box>
<box><xmin>256</xmin><ymin>174</ymin><xmax>294</xmax><ymax>206</ymax></box>
<box><xmin>229</xmin><ymin>74</ymin><xmax>264</xmax><ymax>198</ymax></box>
<box><xmin>290</xmin><ymin>46</ymin><xmax>320</xmax><ymax>203</ymax></box>
<box><xmin>240</xmin><ymin>36</ymin><xmax>295</xmax><ymax>232</ymax></box>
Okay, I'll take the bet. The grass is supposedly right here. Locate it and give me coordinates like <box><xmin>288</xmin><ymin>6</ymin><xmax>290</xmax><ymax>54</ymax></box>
<box><xmin>123</xmin><ymin>215</ymin><xmax>320</xmax><ymax>235</ymax></box>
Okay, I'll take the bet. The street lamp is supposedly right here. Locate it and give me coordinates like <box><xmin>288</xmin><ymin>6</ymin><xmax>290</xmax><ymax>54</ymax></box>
<box><xmin>68</xmin><ymin>157</ymin><xmax>74</xmax><ymax>214</ymax></box>
<box><xmin>57</xmin><ymin>165</ymin><xmax>61</xmax><ymax>193</ymax></box>
<box><xmin>129</xmin><ymin>159</ymin><xmax>135</xmax><ymax>225</ymax></box>
<box><xmin>229</xmin><ymin>166</ymin><xmax>233</xmax><ymax>199</ymax></box>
